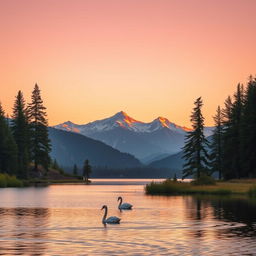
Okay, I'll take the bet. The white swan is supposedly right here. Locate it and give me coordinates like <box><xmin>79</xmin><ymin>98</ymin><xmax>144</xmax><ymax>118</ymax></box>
<box><xmin>118</xmin><ymin>196</ymin><xmax>133</xmax><ymax>210</ymax></box>
<box><xmin>101</xmin><ymin>205</ymin><xmax>121</xmax><ymax>224</ymax></box>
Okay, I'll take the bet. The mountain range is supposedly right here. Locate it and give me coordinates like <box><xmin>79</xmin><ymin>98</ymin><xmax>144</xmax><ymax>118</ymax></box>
<box><xmin>54</xmin><ymin>111</ymin><xmax>213</xmax><ymax>162</ymax></box>
<box><xmin>49</xmin><ymin>127</ymin><xmax>141</xmax><ymax>169</ymax></box>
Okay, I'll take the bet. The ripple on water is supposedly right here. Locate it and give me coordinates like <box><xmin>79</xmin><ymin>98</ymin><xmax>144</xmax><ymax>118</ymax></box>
<box><xmin>0</xmin><ymin>184</ymin><xmax>255</xmax><ymax>255</ymax></box>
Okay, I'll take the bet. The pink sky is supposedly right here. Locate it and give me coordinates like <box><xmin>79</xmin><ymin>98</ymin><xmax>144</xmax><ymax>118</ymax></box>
<box><xmin>0</xmin><ymin>0</ymin><xmax>256</xmax><ymax>126</ymax></box>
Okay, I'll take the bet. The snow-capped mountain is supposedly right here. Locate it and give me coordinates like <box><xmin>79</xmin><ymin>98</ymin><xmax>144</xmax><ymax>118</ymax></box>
<box><xmin>55</xmin><ymin>111</ymin><xmax>192</xmax><ymax>134</ymax></box>
<box><xmin>54</xmin><ymin>111</ymin><xmax>214</xmax><ymax>162</ymax></box>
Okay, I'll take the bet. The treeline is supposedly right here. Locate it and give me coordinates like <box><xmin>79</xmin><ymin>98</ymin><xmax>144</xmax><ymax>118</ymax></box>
<box><xmin>183</xmin><ymin>76</ymin><xmax>256</xmax><ymax>180</ymax></box>
<box><xmin>0</xmin><ymin>84</ymin><xmax>51</xmax><ymax>179</ymax></box>
<box><xmin>68</xmin><ymin>166</ymin><xmax>177</xmax><ymax>178</ymax></box>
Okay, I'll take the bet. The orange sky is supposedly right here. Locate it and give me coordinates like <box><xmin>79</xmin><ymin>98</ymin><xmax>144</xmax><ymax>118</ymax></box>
<box><xmin>0</xmin><ymin>0</ymin><xmax>256</xmax><ymax>127</ymax></box>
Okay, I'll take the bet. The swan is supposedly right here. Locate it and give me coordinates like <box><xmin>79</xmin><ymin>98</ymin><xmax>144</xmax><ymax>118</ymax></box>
<box><xmin>118</xmin><ymin>196</ymin><xmax>133</xmax><ymax>210</ymax></box>
<box><xmin>101</xmin><ymin>205</ymin><xmax>121</xmax><ymax>224</ymax></box>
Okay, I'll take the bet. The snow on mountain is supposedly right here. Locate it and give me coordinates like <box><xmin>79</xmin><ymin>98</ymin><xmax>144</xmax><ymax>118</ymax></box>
<box><xmin>53</xmin><ymin>111</ymin><xmax>214</xmax><ymax>161</ymax></box>
<box><xmin>54</xmin><ymin>111</ymin><xmax>193</xmax><ymax>135</ymax></box>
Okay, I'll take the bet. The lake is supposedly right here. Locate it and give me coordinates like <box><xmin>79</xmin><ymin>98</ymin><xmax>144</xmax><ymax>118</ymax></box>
<box><xmin>0</xmin><ymin>179</ymin><xmax>255</xmax><ymax>255</ymax></box>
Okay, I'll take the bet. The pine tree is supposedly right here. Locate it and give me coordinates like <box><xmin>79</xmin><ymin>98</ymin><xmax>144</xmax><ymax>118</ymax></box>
<box><xmin>232</xmin><ymin>84</ymin><xmax>244</xmax><ymax>178</ymax></box>
<box><xmin>241</xmin><ymin>76</ymin><xmax>256</xmax><ymax>177</ymax></box>
<box><xmin>0</xmin><ymin>103</ymin><xmax>18</xmax><ymax>175</ymax></box>
<box><xmin>52</xmin><ymin>159</ymin><xmax>59</xmax><ymax>169</ymax></box>
<box><xmin>27</xmin><ymin>84</ymin><xmax>51</xmax><ymax>172</ymax></box>
<box><xmin>83</xmin><ymin>159</ymin><xmax>91</xmax><ymax>182</ymax></box>
<box><xmin>73</xmin><ymin>164</ymin><xmax>78</xmax><ymax>176</ymax></box>
<box><xmin>222</xmin><ymin>85</ymin><xmax>243</xmax><ymax>179</ymax></box>
<box><xmin>210</xmin><ymin>106</ymin><xmax>223</xmax><ymax>179</ymax></box>
<box><xmin>182</xmin><ymin>97</ymin><xmax>209</xmax><ymax>179</ymax></box>
<box><xmin>11</xmin><ymin>91</ymin><xmax>30</xmax><ymax>178</ymax></box>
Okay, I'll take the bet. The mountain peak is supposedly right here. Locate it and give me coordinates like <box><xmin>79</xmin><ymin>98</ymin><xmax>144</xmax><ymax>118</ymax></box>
<box><xmin>114</xmin><ymin>111</ymin><xmax>133</xmax><ymax>118</ymax></box>
<box><xmin>112</xmin><ymin>111</ymin><xmax>143</xmax><ymax>127</ymax></box>
<box><xmin>120</xmin><ymin>110</ymin><xmax>128</xmax><ymax>116</ymax></box>
<box><xmin>55</xmin><ymin>120</ymin><xmax>80</xmax><ymax>133</ymax></box>
<box><xmin>54</xmin><ymin>111</ymin><xmax>194</xmax><ymax>135</ymax></box>
<box><xmin>155</xmin><ymin>116</ymin><xmax>170</xmax><ymax>128</ymax></box>
<box><xmin>65</xmin><ymin>120</ymin><xmax>74</xmax><ymax>124</ymax></box>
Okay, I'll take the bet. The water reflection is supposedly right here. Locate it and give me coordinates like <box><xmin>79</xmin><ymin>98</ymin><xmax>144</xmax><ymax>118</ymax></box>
<box><xmin>0</xmin><ymin>184</ymin><xmax>255</xmax><ymax>255</ymax></box>
<box><xmin>210</xmin><ymin>197</ymin><xmax>256</xmax><ymax>238</ymax></box>
<box><xmin>0</xmin><ymin>208</ymin><xmax>50</xmax><ymax>255</ymax></box>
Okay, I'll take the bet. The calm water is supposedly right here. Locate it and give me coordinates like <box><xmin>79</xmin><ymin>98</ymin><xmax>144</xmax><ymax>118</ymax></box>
<box><xmin>0</xmin><ymin>179</ymin><xmax>255</xmax><ymax>255</ymax></box>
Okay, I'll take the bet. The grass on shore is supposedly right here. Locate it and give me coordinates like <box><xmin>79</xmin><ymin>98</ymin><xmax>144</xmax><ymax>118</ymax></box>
<box><xmin>145</xmin><ymin>179</ymin><xmax>256</xmax><ymax>196</ymax></box>
<box><xmin>0</xmin><ymin>173</ymin><xmax>23</xmax><ymax>188</ymax></box>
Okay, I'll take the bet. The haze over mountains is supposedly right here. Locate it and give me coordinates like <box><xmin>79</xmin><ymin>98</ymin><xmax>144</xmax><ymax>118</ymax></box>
<box><xmin>49</xmin><ymin>127</ymin><xmax>141</xmax><ymax>169</ymax></box>
<box><xmin>54</xmin><ymin>111</ymin><xmax>214</xmax><ymax>163</ymax></box>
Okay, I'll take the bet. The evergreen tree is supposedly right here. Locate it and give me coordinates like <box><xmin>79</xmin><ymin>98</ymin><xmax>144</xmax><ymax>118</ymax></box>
<box><xmin>221</xmin><ymin>96</ymin><xmax>232</xmax><ymax>179</ymax></box>
<box><xmin>241</xmin><ymin>77</ymin><xmax>256</xmax><ymax>177</ymax></box>
<box><xmin>11</xmin><ymin>91</ymin><xmax>29</xmax><ymax>178</ymax></box>
<box><xmin>182</xmin><ymin>97</ymin><xmax>209</xmax><ymax>179</ymax></box>
<box><xmin>27</xmin><ymin>84</ymin><xmax>51</xmax><ymax>172</ymax></box>
<box><xmin>222</xmin><ymin>85</ymin><xmax>243</xmax><ymax>179</ymax></box>
<box><xmin>52</xmin><ymin>159</ymin><xmax>59</xmax><ymax>169</ymax></box>
<box><xmin>83</xmin><ymin>159</ymin><xmax>91</xmax><ymax>182</ymax></box>
<box><xmin>0</xmin><ymin>103</ymin><xmax>18</xmax><ymax>174</ymax></box>
<box><xmin>210</xmin><ymin>106</ymin><xmax>223</xmax><ymax>179</ymax></box>
<box><xmin>73</xmin><ymin>164</ymin><xmax>78</xmax><ymax>176</ymax></box>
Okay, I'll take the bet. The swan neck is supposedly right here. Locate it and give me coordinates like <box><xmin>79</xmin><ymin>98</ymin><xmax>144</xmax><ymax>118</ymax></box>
<box><xmin>102</xmin><ymin>207</ymin><xmax>107</xmax><ymax>223</ymax></box>
<box><xmin>118</xmin><ymin>197</ymin><xmax>122</xmax><ymax>207</ymax></box>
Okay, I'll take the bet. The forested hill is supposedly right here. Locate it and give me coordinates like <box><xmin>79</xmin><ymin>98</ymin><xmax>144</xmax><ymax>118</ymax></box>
<box><xmin>48</xmin><ymin>127</ymin><xmax>142</xmax><ymax>169</ymax></box>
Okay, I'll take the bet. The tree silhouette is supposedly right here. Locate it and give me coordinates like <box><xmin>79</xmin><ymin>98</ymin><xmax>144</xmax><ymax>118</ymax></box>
<box><xmin>182</xmin><ymin>97</ymin><xmax>209</xmax><ymax>179</ymax></box>
<box><xmin>27</xmin><ymin>84</ymin><xmax>51</xmax><ymax>172</ymax></box>
<box><xmin>83</xmin><ymin>159</ymin><xmax>91</xmax><ymax>182</ymax></box>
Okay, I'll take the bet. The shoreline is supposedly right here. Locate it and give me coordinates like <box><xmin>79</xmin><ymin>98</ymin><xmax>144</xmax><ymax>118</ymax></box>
<box><xmin>145</xmin><ymin>179</ymin><xmax>256</xmax><ymax>197</ymax></box>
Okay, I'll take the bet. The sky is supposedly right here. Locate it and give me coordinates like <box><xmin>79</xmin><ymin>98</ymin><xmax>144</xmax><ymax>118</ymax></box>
<box><xmin>0</xmin><ymin>0</ymin><xmax>256</xmax><ymax>127</ymax></box>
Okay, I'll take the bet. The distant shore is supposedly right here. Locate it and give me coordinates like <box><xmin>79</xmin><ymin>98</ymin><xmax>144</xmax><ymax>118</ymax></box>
<box><xmin>25</xmin><ymin>178</ymin><xmax>165</xmax><ymax>186</ymax></box>
<box><xmin>145</xmin><ymin>179</ymin><xmax>256</xmax><ymax>197</ymax></box>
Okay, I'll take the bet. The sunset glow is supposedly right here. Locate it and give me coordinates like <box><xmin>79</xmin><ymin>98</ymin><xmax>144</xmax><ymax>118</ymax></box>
<box><xmin>1</xmin><ymin>0</ymin><xmax>256</xmax><ymax>126</ymax></box>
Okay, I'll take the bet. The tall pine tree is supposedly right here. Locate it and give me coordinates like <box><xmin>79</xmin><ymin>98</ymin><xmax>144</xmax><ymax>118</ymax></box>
<box><xmin>0</xmin><ymin>103</ymin><xmax>18</xmax><ymax>175</ymax></box>
<box><xmin>182</xmin><ymin>97</ymin><xmax>209</xmax><ymax>179</ymax></box>
<box><xmin>11</xmin><ymin>91</ymin><xmax>30</xmax><ymax>178</ymax></box>
<box><xmin>222</xmin><ymin>85</ymin><xmax>243</xmax><ymax>179</ymax></box>
<box><xmin>241</xmin><ymin>77</ymin><xmax>256</xmax><ymax>177</ymax></box>
<box><xmin>27</xmin><ymin>84</ymin><xmax>51</xmax><ymax>172</ymax></box>
<box><xmin>210</xmin><ymin>106</ymin><xmax>223</xmax><ymax>179</ymax></box>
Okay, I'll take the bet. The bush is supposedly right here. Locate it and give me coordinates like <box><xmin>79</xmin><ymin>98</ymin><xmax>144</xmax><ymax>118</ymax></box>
<box><xmin>145</xmin><ymin>179</ymin><xmax>189</xmax><ymax>195</ymax></box>
<box><xmin>248</xmin><ymin>185</ymin><xmax>256</xmax><ymax>197</ymax></box>
<box><xmin>0</xmin><ymin>173</ymin><xmax>23</xmax><ymax>188</ymax></box>
<box><xmin>6</xmin><ymin>175</ymin><xmax>23</xmax><ymax>187</ymax></box>
<box><xmin>0</xmin><ymin>174</ymin><xmax>7</xmax><ymax>188</ymax></box>
<box><xmin>191</xmin><ymin>174</ymin><xmax>216</xmax><ymax>185</ymax></box>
